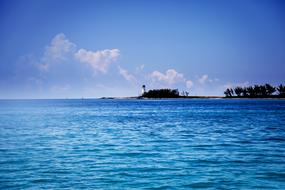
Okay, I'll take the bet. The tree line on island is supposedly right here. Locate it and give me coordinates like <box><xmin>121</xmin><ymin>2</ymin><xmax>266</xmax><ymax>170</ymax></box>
<box><xmin>141</xmin><ymin>88</ymin><xmax>194</xmax><ymax>98</ymax></box>
<box><xmin>139</xmin><ymin>84</ymin><xmax>285</xmax><ymax>99</ymax></box>
<box><xmin>141</xmin><ymin>89</ymin><xmax>181</xmax><ymax>98</ymax></box>
<box><xmin>224</xmin><ymin>84</ymin><xmax>285</xmax><ymax>98</ymax></box>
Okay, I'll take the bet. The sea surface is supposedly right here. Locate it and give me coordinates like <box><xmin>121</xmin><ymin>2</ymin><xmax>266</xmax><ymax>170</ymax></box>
<box><xmin>0</xmin><ymin>99</ymin><xmax>285</xmax><ymax>189</ymax></box>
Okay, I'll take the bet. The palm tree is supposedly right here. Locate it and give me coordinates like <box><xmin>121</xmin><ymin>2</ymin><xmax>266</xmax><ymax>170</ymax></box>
<box><xmin>224</xmin><ymin>88</ymin><xmax>233</xmax><ymax>97</ymax></box>
<box><xmin>185</xmin><ymin>91</ymin><xmax>189</xmax><ymax>96</ymax></box>
<box><xmin>242</xmin><ymin>87</ymin><xmax>248</xmax><ymax>97</ymax></box>
<box><xmin>265</xmin><ymin>84</ymin><xmax>276</xmax><ymax>96</ymax></box>
<box><xmin>253</xmin><ymin>85</ymin><xmax>262</xmax><ymax>96</ymax></box>
<box><xmin>260</xmin><ymin>85</ymin><xmax>267</xmax><ymax>97</ymax></box>
<box><xmin>246</xmin><ymin>86</ymin><xmax>255</xmax><ymax>97</ymax></box>
<box><xmin>234</xmin><ymin>87</ymin><xmax>243</xmax><ymax>97</ymax></box>
<box><xmin>226</xmin><ymin>84</ymin><xmax>283</xmax><ymax>98</ymax></box>
<box><xmin>277</xmin><ymin>84</ymin><xmax>285</xmax><ymax>97</ymax></box>
<box><xmin>229</xmin><ymin>88</ymin><xmax>234</xmax><ymax>97</ymax></box>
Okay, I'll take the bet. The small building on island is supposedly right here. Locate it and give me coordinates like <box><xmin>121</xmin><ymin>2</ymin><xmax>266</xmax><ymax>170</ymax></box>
<box><xmin>141</xmin><ymin>85</ymin><xmax>146</xmax><ymax>95</ymax></box>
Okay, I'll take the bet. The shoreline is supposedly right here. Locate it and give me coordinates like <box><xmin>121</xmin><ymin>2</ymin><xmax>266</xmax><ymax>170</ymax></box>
<box><xmin>1</xmin><ymin>97</ymin><xmax>285</xmax><ymax>100</ymax></box>
<box><xmin>101</xmin><ymin>96</ymin><xmax>285</xmax><ymax>100</ymax></box>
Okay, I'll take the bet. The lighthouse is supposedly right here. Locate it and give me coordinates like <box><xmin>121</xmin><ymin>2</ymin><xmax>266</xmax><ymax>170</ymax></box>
<box><xmin>141</xmin><ymin>85</ymin><xmax>146</xmax><ymax>95</ymax></box>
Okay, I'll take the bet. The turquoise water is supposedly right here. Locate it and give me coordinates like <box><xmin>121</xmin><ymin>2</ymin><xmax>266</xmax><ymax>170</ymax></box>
<box><xmin>0</xmin><ymin>99</ymin><xmax>285</xmax><ymax>189</ymax></box>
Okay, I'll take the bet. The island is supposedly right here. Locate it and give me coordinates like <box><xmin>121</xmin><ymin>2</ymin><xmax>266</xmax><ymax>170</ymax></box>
<box><xmin>141</xmin><ymin>89</ymin><xmax>180</xmax><ymax>98</ymax></box>
<box><xmin>139</xmin><ymin>87</ymin><xmax>221</xmax><ymax>99</ymax></box>
<box><xmin>99</xmin><ymin>84</ymin><xmax>285</xmax><ymax>99</ymax></box>
<box><xmin>138</xmin><ymin>84</ymin><xmax>285</xmax><ymax>99</ymax></box>
<box><xmin>224</xmin><ymin>84</ymin><xmax>285</xmax><ymax>98</ymax></box>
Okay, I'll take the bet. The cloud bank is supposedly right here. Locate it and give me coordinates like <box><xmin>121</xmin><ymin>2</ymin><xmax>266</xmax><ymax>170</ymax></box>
<box><xmin>40</xmin><ymin>33</ymin><xmax>76</xmax><ymax>71</ymax></box>
<box><xmin>198</xmin><ymin>74</ymin><xmax>209</xmax><ymax>84</ymax></box>
<box><xmin>149</xmin><ymin>69</ymin><xmax>194</xmax><ymax>90</ymax></box>
<box><xmin>198</xmin><ymin>74</ymin><xmax>219</xmax><ymax>84</ymax></box>
<box><xmin>150</xmin><ymin>69</ymin><xmax>185</xmax><ymax>85</ymax></box>
<box><xmin>38</xmin><ymin>33</ymin><xmax>120</xmax><ymax>74</ymax></box>
<box><xmin>75</xmin><ymin>48</ymin><xmax>120</xmax><ymax>74</ymax></box>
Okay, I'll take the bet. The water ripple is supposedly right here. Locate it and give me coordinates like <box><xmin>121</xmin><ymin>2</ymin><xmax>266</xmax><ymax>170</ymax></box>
<box><xmin>0</xmin><ymin>99</ymin><xmax>285</xmax><ymax>189</ymax></box>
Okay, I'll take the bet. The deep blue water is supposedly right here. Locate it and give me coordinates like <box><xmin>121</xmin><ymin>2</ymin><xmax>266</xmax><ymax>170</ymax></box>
<box><xmin>0</xmin><ymin>99</ymin><xmax>285</xmax><ymax>189</ymax></box>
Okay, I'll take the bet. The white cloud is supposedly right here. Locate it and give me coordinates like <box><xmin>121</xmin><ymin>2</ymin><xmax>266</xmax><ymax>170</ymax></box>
<box><xmin>118</xmin><ymin>66</ymin><xmax>136</xmax><ymax>84</ymax></box>
<box><xmin>223</xmin><ymin>81</ymin><xmax>249</xmax><ymax>89</ymax></box>
<box><xmin>150</xmin><ymin>69</ymin><xmax>185</xmax><ymax>85</ymax></box>
<box><xmin>40</xmin><ymin>33</ymin><xmax>76</xmax><ymax>71</ymax></box>
<box><xmin>15</xmin><ymin>33</ymin><xmax>125</xmax><ymax>97</ymax></box>
<box><xmin>197</xmin><ymin>74</ymin><xmax>219</xmax><ymax>84</ymax></box>
<box><xmin>186</xmin><ymin>80</ymin><xmax>194</xmax><ymax>89</ymax></box>
<box><xmin>75</xmin><ymin>48</ymin><xmax>120</xmax><ymax>74</ymax></box>
<box><xmin>198</xmin><ymin>74</ymin><xmax>209</xmax><ymax>84</ymax></box>
<box><xmin>38</xmin><ymin>33</ymin><xmax>120</xmax><ymax>74</ymax></box>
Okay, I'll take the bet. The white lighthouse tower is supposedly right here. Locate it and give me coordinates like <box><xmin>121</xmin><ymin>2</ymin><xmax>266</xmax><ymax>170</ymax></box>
<box><xmin>141</xmin><ymin>85</ymin><xmax>146</xmax><ymax>95</ymax></box>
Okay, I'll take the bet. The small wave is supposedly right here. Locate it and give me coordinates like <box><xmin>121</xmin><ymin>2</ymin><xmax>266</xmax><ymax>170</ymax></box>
<box><xmin>183</xmin><ymin>182</ymin><xmax>216</xmax><ymax>188</ymax></box>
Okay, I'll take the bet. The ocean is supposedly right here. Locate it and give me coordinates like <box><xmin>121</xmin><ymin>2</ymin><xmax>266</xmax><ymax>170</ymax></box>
<box><xmin>0</xmin><ymin>99</ymin><xmax>285</xmax><ymax>189</ymax></box>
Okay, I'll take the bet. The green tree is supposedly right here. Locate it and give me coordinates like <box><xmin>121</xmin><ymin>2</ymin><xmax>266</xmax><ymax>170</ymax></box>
<box><xmin>234</xmin><ymin>87</ymin><xmax>243</xmax><ymax>97</ymax></box>
<box><xmin>246</xmin><ymin>86</ymin><xmax>255</xmax><ymax>97</ymax></box>
<box><xmin>277</xmin><ymin>84</ymin><xmax>285</xmax><ymax>97</ymax></box>
<box><xmin>260</xmin><ymin>85</ymin><xmax>267</xmax><ymax>97</ymax></box>
<box><xmin>265</xmin><ymin>84</ymin><xmax>276</xmax><ymax>96</ymax></box>
<box><xmin>253</xmin><ymin>85</ymin><xmax>262</xmax><ymax>96</ymax></box>
<box><xmin>224</xmin><ymin>88</ymin><xmax>233</xmax><ymax>97</ymax></box>
<box><xmin>142</xmin><ymin>89</ymin><xmax>180</xmax><ymax>98</ymax></box>
<box><xmin>242</xmin><ymin>87</ymin><xmax>248</xmax><ymax>97</ymax></box>
<box><xmin>226</xmin><ymin>83</ymin><xmax>283</xmax><ymax>98</ymax></box>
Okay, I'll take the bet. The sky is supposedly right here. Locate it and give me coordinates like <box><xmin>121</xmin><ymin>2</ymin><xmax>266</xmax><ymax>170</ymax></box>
<box><xmin>0</xmin><ymin>0</ymin><xmax>285</xmax><ymax>98</ymax></box>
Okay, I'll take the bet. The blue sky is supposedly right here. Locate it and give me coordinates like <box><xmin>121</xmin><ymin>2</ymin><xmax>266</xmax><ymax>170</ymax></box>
<box><xmin>0</xmin><ymin>0</ymin><xmax>285</xmax><ymax>98</ymax></box>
